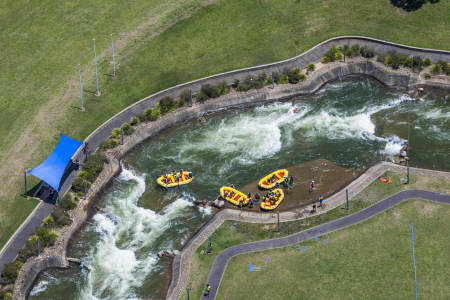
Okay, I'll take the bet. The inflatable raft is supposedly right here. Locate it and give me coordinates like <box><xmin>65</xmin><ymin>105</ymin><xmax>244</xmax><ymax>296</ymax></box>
<box><xmin>157</xmin><ymin>171</ymin><xmax>193</xmax><ymax>188</ymax></box>
<box><xmin>220</xmin><ymin>186</ymin><xmax>249</xmax><ymax>206</ymax></box>
<box><xmin>260</xmin><ymin>188</ymin><xmax>284</xmax><ymax>211</ymax></box>
<box><xmin>258</xmin><ymin>169</ymin><xmax>289</xmax><ymax>189</ymax></box>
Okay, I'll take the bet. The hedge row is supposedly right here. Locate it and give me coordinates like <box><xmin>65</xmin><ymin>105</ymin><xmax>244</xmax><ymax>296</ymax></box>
<box><xmin>322</xmin><ymin>44</ymin><xmax>450</xmax><ymax>75</ymax></box>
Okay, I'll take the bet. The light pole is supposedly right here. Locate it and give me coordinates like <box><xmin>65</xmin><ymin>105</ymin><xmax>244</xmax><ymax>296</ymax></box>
<box><xmin>93</xmin><ymin>39</ymin><xmax>101</xmax><ymax>96</ymax></box>
<box><xmin>78</xmin><ymin>64</ymin><xmax>84</xmax><ymax>111</ymax></box>
<box><xmin>110</xmin><ymin>34</ymin><xmax>116</xmax><ymax>79</ymax></box>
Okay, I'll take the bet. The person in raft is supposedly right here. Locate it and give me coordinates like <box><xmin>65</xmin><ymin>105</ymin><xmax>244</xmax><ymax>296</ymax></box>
<box><xmin>188</xmin><ymin>171</ymin><xmax>193</xmax><ymax>179</ymax></box>
<box><xmin>318</xmin><ymin>194</ymin><xmax>324</xmax><ymax>208</ymax></box>
<box><xmin>283</xmin><ymin>176</ymin><xmax>289</xmax><ymax>187</ymax></box>
<box><xmin>275</xmin><ymin>182</ymin><xmax>280</xmax><ymax>189</ymax></box>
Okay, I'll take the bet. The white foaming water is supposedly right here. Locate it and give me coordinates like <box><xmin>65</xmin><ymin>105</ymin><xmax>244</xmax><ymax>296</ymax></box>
<box><xmin>30</xmin><ymin>280</ymin><xmax>50</xmax><ymax>296</ymax></box>
<box><xmin>80</xmin><ymin>168</ymin><xmax>194</xmax><ymax>300</ymax></box>
<box><xmin>176</xmin><ymin>102</ymin><xmax>309</xmax><ymax>172</ymax></box>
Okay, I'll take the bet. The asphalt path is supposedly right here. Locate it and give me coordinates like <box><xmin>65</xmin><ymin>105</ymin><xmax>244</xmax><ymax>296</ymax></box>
<box><xmin>202</xmin><ymin>190</ymin><xmax>450</xmax><ymax>299</ymax></box>
<box><xmin>0</xmin><ymin>202</ymin><xmax>54</xmax><ymax>276</ymax></box>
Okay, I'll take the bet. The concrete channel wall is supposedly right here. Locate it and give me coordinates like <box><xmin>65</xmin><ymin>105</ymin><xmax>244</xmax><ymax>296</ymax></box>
<box><xmin>11</xmin><ymin>36</ymin><xmax>450</xmax><ymax>299</ymax></box>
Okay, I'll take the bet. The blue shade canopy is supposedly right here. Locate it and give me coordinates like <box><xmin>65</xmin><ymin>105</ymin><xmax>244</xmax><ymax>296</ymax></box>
<box><xmin>28</xmin><ymin>134</ymin><xmax>83</xmax><ymax>191</ymax></box>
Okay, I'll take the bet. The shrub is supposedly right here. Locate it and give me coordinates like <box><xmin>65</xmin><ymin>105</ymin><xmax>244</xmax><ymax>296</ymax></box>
<box><xmin>335</xmin><ymin>52</ymin><xmax>344</xmax><ymax>61</ymax></box>
<box><xmin>4</xmin><ymin>292</ymin><xmax>13</xmax><ymax>300</ymax></box>
<box><xmin>60</xmin><ymin>194</ymin><xmax>77</xmax><ymax>211</ymax></box>
<box><xmin>36</xmin><ymin>227</ymin><xmax>58</xmax><ymax>247</ymax></box>
<box><xmin>385</xmin><ymin>56</ymin><xmax>393</xmax><ymax>66</ymax></box>
<box><xmin>412</xmin><ymin>56</ymin><xmax>423</xmax><ymax>68</ymax></box>
<box><xmin>299</xmin><ymin>73</ymin><xmax>307</xmax><ymax>81</ymax></box>
<box><xmin>159</xmin><ymin>96</ymin><xmax>175</xmax><ymax>114</ymax></box>
<box><xmin>52</xmin><ymin>206</ymin><xmax>72</xmax><ymax>227</ymax></box>
<box><xmin>17</xmin><ymin>236</ymin><xmax>38</xmax><ymax>262</ymax></box>
<box><xmin>217</xmin><ymin>81</ymin><xmax>230</xmax><ymax>95</ymax></box>
<box><xmin>321</xmin><ymin>56</ymin><xmax>330</xmax><ymax>64</ymax></box>
<box><xmin>360</xmin><ymin>47</ymin><xmax>375</xmax><ymax>58</ymax></box>
<box><xmin>280</xmin><ymin>74</ymin><xmax>289</xmax><ymax>84</ymax></box>
<box><xmin>266</xmin><ymin>76</ymin><xmax>273</xmax><ymax>85</ymax></box>
<box><xmin>43</xmin><ymin>215</ymin><xmax>54</xmax><ymax>226</ymax></box>
<box><xmin>1</xmin><ymin>263</ymin><xmax>19</xmax><ymax>284</ymax></box>
<box><xmin>273</xmin><ymin>72</ymin><xmax>281</xmax><ymax>84</ymax></box>
<box><xmin>232</xmin><ymin>79</ymin><xmax>240</xmax><ymax>89</ymax></box>
<box><xmin>324</xmin><ymin>46</ymin><xmax>337</xmax><ymax>62</ymax></box>
<box><xmin>144</xmin><ymin>108</ymin><xmax>153</xmax><ymax>120</ymax></box>
<box><xmin>345</xmin><ymin>48</ymin><xmax>353</xmax><ymax>57</ymax></box>
<box><xmin>252</xmin><ymin>78</ymin><xmax>264</xmax><ymax>89</ymax></box>
<box><xmin>424</xmin><ymin>73</ymin><xmax>431</xmax><ymax>79</ymax></box>
<box><xmin>438</xmin><ymin>61</ymin><xmax>449</xmax><ymax>75</ymax></box>
<box><xmin>376</xmin><ymin>53</ymin><xmax>386</xmax><ymax>63</ymax></box>
<box><xmin>307</xmin><ymin>63</ymin><xmax>315</xmax><ymax>72</ymax></box>
<box><xmin>336</xmin><ymin>45</ymin><xmax>344</xmax><ymax>52</ymax></box>
<box><xmin>431</xmin><ymin>64</ymin><xmax>441</xmax><ymax>74</ymax></box>
<box><xmin>196</xmin><ymin>91</ymin><xmax>209</xmax><ymax>102</ymax></box>
<box><xmin>106</xmin><ymin>138</ymin><xmax>118</xmax><ymax>148</ymax></box>
<box><xmin>404</xmin><ymin>57</ymin><xmax>413</xmax><ymax>68</ymax></box>
<box><xmin>237</xmin><ymin>80</ymin><xmax>251</xmax><ymax>92</ymax></box>
<box><xmin>82</xmin><ymin>153</ymin><xmax>108</xmax><ymax>182</ymax></box>
<box><xmin>122</xmin><ymin>122</ymin><xmax>133</xmax><ymax>135</ymax></box>
<box><xmin>423</xmin><ymin>58</ymin><xmax>432</xmax><ymax>66</ymax></box>
<box><xmin>110</xmin><ymin>128</ymin><xmax>121</xmax><ymax>139</ymax></box>
<box><xmin>177</xmin><ymin>98</ymin><xmax>185</xmax><ymax>107</ymax></box>
<box><xmin>179</xmin><ymin>89</ymin><xmax>191</xmax><ymax>103</ymax></box>
<box><xmin>201</xmin><ymin>84</ymin><xmax>220</xmax><ymax>98</ymax></box>
<box><xmin>351</xmin><ymin>44</ymin><xmax>360</xmax><ymax>57</ymax></box>
<box><xmin>130</xmin><ymin>117</ymin><xmax>139</xmax><ymax>126</ymax></box>
<box><xmin>136</xmin><ymin>113</ymin><xmax>146</xmax><ymax>123</ymax></box>
<box><xmin>283</xmin><ymin>68</ymin><xmax>300</xmax><ymax>84</ymax></box>
<box><xmin>71</xmin><ymin>177</ymin><xmax>84</xmax><ymax>193</ymax></box>
<box><xmin>151</xmin><ymin>104</ymin><xmax>161</xmax><ymax>120</ymax></box>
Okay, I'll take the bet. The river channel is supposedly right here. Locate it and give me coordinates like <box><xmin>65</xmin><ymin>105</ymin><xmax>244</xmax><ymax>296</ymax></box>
<box><xmin>30</xmin><ymin>79</ymin><xmax>449</xmax><ymax>300</ymax></box>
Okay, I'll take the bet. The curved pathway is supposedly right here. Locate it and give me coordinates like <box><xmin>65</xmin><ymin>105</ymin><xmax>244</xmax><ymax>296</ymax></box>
<box><xmin>202</xmin><ymin>190</ymin><xmax>450</xmax><ymax>299</ymax></box>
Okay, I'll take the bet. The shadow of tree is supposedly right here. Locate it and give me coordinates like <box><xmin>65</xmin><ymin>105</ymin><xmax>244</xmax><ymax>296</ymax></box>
<box><xmin>390</xmin><ymin>0</ymin><xmax>440</xmax><ymax>11</ymax></box>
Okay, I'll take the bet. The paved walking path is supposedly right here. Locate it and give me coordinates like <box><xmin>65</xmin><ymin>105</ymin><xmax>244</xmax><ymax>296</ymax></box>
<box><xmin>0</xmin><ymin>202</ymin><xmax>54</xmax><ymax>274</ymax></box>
<box><xmin>201</xmin><ymin>190</ymin><xmax>450</xmax><ymax>299</ymax></box>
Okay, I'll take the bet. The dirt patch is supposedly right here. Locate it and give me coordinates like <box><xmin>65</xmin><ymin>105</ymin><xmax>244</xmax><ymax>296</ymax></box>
<box><xmin>202</xmin><ymin>0</ymin><xmax>217</xmax><ymax>6</ymax></box>
<box><xmin>420</xmin><ymin>203</ymin><xmax>439</xmax><ymax>215</ymax></box>
<box><xmin>392</xmin><ymin>210</ymin><xmax>402</xmax><ymax>220</ymax></box>
<box><xmin>304</xmin><ymin>14</ymin><xmax>326</xmax><ymax>37</ymax></box>
<box><xmin>225</xmin><ymin>159</ymin><xmax>363</xmax><ymax>212</ymax></box>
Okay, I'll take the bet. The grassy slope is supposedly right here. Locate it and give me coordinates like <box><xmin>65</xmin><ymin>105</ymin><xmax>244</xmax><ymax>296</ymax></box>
<box><xmin>185</xmin><ymin>172</ymin><xmax>450</xmax><ymax>299</ymax></box>
<box><xmin>1</xmin><ymin>0</ymin><xmax>450</xmax><ymax>247</ymax></box>
<box><xmin>217</xmin><ymin>199</ymin><xmax>450</xmax><ymax>299</ymax></box>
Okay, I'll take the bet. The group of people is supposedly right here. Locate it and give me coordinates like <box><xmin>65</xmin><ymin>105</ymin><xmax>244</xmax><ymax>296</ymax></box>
<box><xmin>262</xmin><ymin>189</ymin><xmax>282</xmax><ymax>206</ymax></box>
<box><xmin>161</xmin><ymin>169</ymin><xmax>193</xmax><ymax>184</ymax></box>
<box><xmin>311</xmin><ymin>194</ymin><xmax>324</xmax><ymax>212</ymax></box>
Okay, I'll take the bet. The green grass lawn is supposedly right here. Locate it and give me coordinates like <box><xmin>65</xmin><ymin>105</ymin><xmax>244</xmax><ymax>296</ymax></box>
<box><xmin>184</xmin><ymin>172</ymin><xmax>450</xmax><ymax>299</ymax></box>
<box><xmin>2</xmin><ymin>0</ymin><xmax>450</xmax><ymax>248</ymax></box>
<box><xmin>217</xmin><ymin>199</ymin><xmax>450</xmax><ymax>299</ymax></box>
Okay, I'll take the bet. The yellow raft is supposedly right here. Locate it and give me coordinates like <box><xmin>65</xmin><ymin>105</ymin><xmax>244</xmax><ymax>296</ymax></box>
<box><xmin>260</xmin><ymin>188</ymin><xmax>284</xmax><ymax>211</ymax></box>
<box><xmin>258</xmin><ymin>169</ymin><xmax>289</xmax><ymax>189</ymax></box>
<box><xmin>156</xmin><ymin>171</ymin><xmax>193</xmax><ymax>188</ymax></box>
<box><xmin>220</xmin><ymin>186</ymin><xmax>249</xmax><ymax>206</ymax></box>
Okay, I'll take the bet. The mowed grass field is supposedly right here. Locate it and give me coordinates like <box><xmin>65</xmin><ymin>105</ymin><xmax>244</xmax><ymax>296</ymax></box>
<box><xmin>1</xmin><ymin>0</ymin><xmax>450</xmax><ymax>248</ymax></box>
<box><xmin>217</xmin><ymin>199</ymin><xmax>450</xmax><ymax>299</ymax></box>
<box><xmin>184</xmin><ymin>172</ymin><xmax>450</xmax><ymax>299</ymax></box>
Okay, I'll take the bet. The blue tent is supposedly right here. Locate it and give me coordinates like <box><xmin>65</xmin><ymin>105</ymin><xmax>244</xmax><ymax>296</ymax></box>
<box><xmin>28</xmin><ymin>134</ymin><xmax>83</xmax><ymax>191</ymax></box>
